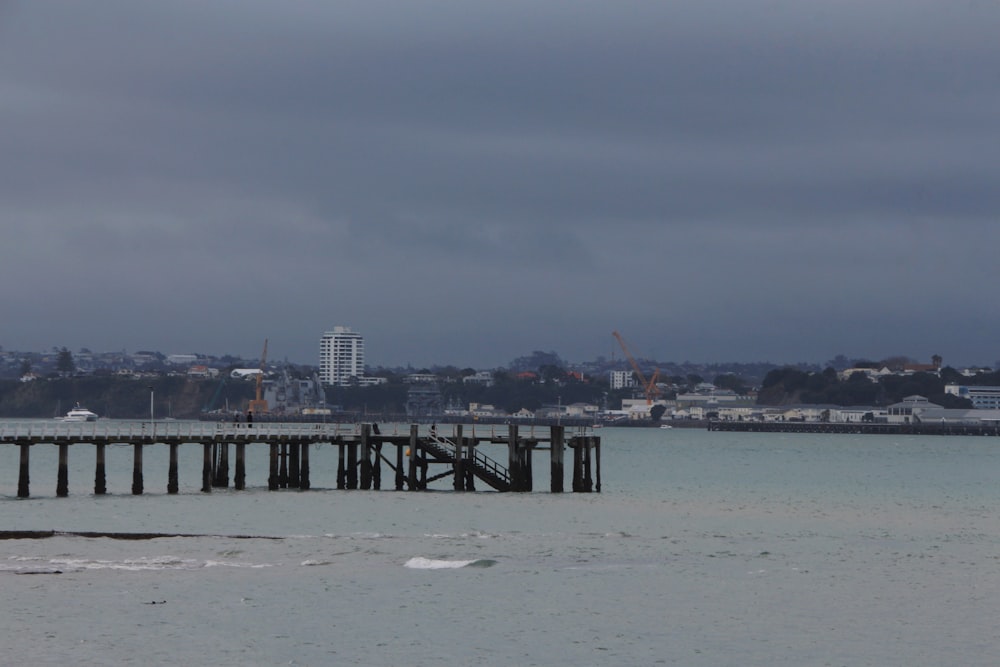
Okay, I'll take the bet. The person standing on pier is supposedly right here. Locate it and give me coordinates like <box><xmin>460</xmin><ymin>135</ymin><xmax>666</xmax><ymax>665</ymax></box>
<box><xmin>246</xmin><ymin>410</ymin><xmax>253</xmax><ymax>428</ymax></box>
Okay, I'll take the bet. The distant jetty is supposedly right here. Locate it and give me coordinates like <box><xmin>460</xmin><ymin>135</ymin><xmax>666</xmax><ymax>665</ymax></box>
<box><xmin>707</xmin><ymin>420</ymin><xmax>1000</xmax><ymax>436</ymax></box>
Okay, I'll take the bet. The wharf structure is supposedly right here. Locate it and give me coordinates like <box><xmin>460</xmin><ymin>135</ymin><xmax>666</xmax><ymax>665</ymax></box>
<box><xmin>0</xmin><ymin>422</ymin><xmax>600</xmax><ymax>498</ymax></box>
<box><xmin>707</xmin><ymin>420</ymin><xmax>1000</xmax><ymax>435</ymax></box>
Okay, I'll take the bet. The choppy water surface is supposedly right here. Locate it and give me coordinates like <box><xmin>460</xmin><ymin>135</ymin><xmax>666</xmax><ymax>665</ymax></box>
<box><xmin>3</xmin><ymin>424</ymin><xmax>1000</xmax><ymax>666</ymax></box>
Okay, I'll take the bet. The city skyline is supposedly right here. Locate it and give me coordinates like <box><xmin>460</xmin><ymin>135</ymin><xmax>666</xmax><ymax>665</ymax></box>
<box><xmin>3</xmin><ymin>3</ymin><xmax>999</xmax><ymax>368</ymax></box>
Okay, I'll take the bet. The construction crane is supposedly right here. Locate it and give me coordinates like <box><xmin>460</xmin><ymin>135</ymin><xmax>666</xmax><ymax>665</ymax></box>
<box><xmin>248</xmin><ymin>338</ymin><xmax>269</xmax><ymax>415</ymax></box>
<box><xmin>612</xmin><ymin>331</ymin><xmax>661</xmax><ymax>405</ymax></box>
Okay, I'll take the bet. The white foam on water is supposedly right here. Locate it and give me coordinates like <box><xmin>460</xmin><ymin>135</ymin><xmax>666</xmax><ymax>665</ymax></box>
<box><xmin>404</xmin><ymin>556</ymin><xmax>477</xmax><ymax>569</ymax></box>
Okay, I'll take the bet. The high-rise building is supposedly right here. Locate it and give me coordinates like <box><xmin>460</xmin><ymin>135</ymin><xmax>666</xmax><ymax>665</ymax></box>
<box><xmin>319</xmin><ymin>326</ymin><xmax>365</xmax><ymax>386</ymax></box>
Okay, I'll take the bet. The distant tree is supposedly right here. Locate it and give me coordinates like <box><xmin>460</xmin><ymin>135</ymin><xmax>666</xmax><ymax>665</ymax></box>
<box><xmin>539</xmin><ymin>364</ymin><xmax>565</xmax><ymax>385</ymax></box>
<box><xmin>56</xmin><ymin>347</ymin><xmax>75</xmax><ymax>375</ymax></box>
<box><xmin>509</xmin><ymin>351</ymin><xmax>563</xmax><ymax>372</ymax></box>
<box><xmin>939</xmin><ymin>366</ymin><xmax>963</xmax><ymax>384</ymax></box>
<box><xmin>826</xmin><ymin>354</ymin><xmax>851</xmax><ymax>371</ymax></box>
<box><xmin>713</xmin><ymin>374</ymin><xmax>748</xmax><ymax>394</ymax></box>
<box><xmin>649</xmin><ymin>404</ymin><xmax>667</xmax><ymax>422</ymax></box>
<box><xmin>932</xmin><ymin>354</ymin><xmax>943</xmax><ymax>368</ymax></box>
<box><xmin>18</xmin><ymin>359</ymin><xmax>31</xmax><ymax>377</ymax></box>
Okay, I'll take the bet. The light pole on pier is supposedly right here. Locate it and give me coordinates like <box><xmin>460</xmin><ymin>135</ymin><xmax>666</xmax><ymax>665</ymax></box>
<box><xmin>148</xmin><ymin>385</ymin><xmax>155</xmax><ymax>438</ymax></box>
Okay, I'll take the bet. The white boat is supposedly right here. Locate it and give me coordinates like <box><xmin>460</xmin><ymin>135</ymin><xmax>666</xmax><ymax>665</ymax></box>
<box><xmin>62</xmin><ymin>404</ymin><xmax>99</xmax><ymax>422</ymax></box>
<box><xmin>659</xmin><ymin>424</ymin><xmax>673</xmax><ymax>429</ymax></box>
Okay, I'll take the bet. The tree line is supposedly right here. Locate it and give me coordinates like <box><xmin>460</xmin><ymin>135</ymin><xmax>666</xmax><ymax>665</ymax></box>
<box><xmin>756</xmin><ymin>366</ymin><xmax>983</xmax><ymax>408</ymax></box>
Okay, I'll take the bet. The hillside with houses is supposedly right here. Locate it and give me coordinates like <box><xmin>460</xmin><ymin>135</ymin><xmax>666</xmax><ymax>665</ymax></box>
<box><xmin>3</xmin><ymin>346</ymin><xmax>1000</xmax><ymax>426</ymax></box>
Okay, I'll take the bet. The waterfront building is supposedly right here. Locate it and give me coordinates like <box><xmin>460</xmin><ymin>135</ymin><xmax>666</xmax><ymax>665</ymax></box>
<box><xmin>886</xmin><ymin>395</ymin><xmax>943</xmax><ymax>423</ymax></box>
<box><xmin>319</xmin><ymin>326</ymin><xmax>365</xmax><ymax>386</ymax></box>
<box><xmin>944</xmin><ymin>384</ymin><xmax>1000</xmax><ymax>410</ymax></box>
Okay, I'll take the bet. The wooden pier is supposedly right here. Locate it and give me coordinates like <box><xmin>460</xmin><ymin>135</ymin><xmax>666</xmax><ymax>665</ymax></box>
<box><xmin>0</xmin><ymin>422</ymin><xmax>600</xmax><ymax>498</ymax></box>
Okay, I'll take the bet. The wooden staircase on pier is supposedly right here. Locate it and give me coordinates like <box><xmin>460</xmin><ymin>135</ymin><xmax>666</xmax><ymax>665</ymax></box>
<box><xmin>420</xmin><ymin>431</ymin><xmax>511</xmax><ymax>491</ymax></box>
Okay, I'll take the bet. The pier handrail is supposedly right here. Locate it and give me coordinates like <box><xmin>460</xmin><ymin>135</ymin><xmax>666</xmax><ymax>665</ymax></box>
<box><xmin>425</xmin><ymin>431</ymin><xmax>511</xmax><ymax>487</ymax></box>
<box><xmin>0</xmin><ymin>420</ymin><xmax>361</xmax><ymax>444</ymax></box>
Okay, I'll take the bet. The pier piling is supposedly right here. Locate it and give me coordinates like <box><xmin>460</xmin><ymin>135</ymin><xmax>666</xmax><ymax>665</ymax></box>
<box><xmin>17</xmin><ymin>443</ymin><xmax>30</xmax><ymax>498</ymax></box>
<box><xmin>278</xmin><ymin>443</ymin><xmax>288</xmax><ymax>488</ymax></box>
<box><xmin>235</xmin><ymin>443</ymin><xmax>246</xmax><ymax>490</ymax></box>
<box><xmin>132</xmin><ymin>443</ymin><xmax>143</xmax><ymax>495</ymax></box>
<box><xmin>453</xmin><ymin>425</ymin><xmax>464</xmax><ymax>492</ymax></box>
<box><xmin>202</xmin><ymin>443</ymin><xmax>212</xmax><ymax>493</ymax></box>
<box><xmin>300</xmin><ymin>443</ymin><xmax>310</xmax><ymax>490</ymax></box>
<box><xmin>336</xmin><ymin>445</ymin><xmax>346</xmax><ymax>489</ymax></box>
<box><xmin>95</xmin><ymin>443</ymin><xmax>106</xmax><ymax>495</ymax></box>
<box><xmin>288</xmin><ymin>442</ymin><xmax>300</xmax><ymax>489</ymax></box>
<box><xmin>268</xmin><ymin>443</ymin><xmax>279</xmax><ymax>490</ymax></box>
<box><xmin>57</xmin><ymin>443</ymin><xmax>69</xmax><ymax>497</ymax></box>
<box><xmin>168</xmin><ymin>443</ymin><xmax>179</xmax><ymax>494</ymax></box>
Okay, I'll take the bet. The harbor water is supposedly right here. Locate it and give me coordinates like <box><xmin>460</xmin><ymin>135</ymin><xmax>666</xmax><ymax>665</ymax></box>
<box><xmin>3</xmin><ymin>423</ymin><xmax>1000</xmax><ymax>666</ymax></box>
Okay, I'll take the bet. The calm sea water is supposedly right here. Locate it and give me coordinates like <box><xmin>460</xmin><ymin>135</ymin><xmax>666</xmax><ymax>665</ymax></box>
<box><xmin>3</xmin><ymin>423</ymin><xmax>1000</xmax><ymax>666</ymax></box>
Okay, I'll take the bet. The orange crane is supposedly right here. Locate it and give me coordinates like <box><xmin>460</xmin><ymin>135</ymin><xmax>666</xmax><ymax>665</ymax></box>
<box><xmin>612</xmin><ymin>331</ymin><xmax>661</xmax><ymax>405</ymax></box>
<box><xmin>248</xmin><ymin>338</ymin><xmax>269</xmax><ymax>415</ymax></box>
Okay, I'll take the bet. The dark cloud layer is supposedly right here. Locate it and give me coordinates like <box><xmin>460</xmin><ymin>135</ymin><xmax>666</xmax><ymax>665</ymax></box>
<box><xmin>2</xmin><ymin>1</ymin><xmax>999</xmax><ymax>367</ymax></box>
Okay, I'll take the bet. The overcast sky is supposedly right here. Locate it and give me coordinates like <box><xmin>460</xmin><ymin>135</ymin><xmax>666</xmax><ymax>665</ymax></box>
<box><xmin>2</xmin><ymin>1</ymin><xmax>999</xmax><ymax>369</ymax></box>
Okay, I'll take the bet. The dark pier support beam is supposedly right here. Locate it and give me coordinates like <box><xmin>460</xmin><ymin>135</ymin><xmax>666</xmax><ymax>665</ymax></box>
<box><xmin>371</xmin><ymin>423</ymin><xmax>382</xmax><ymax>490</ymax></box>
<box><xmin>524</xmin><ymin>441</ymin><xmax>533</xmax><ymax>492</ymax></box>
<box><xmin>420</xmin><ymin>442</ymin><xmax>428</xmax><ymax>489</ymax></box>
<box><xmin>168</xmin><ymin>443</ymin><xmax>179</xmax><ymax>494</ymax></box>
<box><xmin>346</xmin><ymin>443</ymin><xmax>358</xmax><ymax>490</ymax></box>
<box><xmin>132</xmin><ymin>444</ymin><xmax>144</xmax><ymax>495</ymax></box>
<box><xmin>216</xmin><ymin>442</ymin><xmax>230</xmax><ymax>488</ymax></box>
<box><xmin>594</xmin><ymin>436</ymin><xmax>601</xmax><ymax>493</ymax></box>
<box><xmin>408</xmin><ymin>425</ymin><xmax>419</xmax><ymax>491</ymax></box>
<box><xmin>550</xmin><ymin>426</ymin><xmax>564</xmax><ymax>493</ymax></box>
<box><xmin>235</xmin><ymin>443</ymin><xmax>246</xmax><ymax>490</ymax></box>
<box><xmin>337</xmin><ymin>445</ymin><xmax>346</xmax><ymax>489</ymax></box>
<box><xmin>268</xmin><ymin>443</ymin><xmax>279</xmax><ymax>490</ymax></box>
<box><xmin>571</xmin><ymin>441</ymin><xmax>583</xmax><ymax>492</ymax></box>
<box><xmin>57</xmin><ymin>443</ymin><xmax>69</xmax><ymax>497</ymax></box>
<box><xmin>278</xmin><ymin>443</ymin><xmax>288</xmax><ymax>488</ymax></box>
<box><xmin>17</xmin><ymin>443</ymin><xmax>30</xmax><ymax>498</ymax></box>
<box><xmin>360</xmin><ymin>424</ymin><xmax>372</xmax><ymax>490</ymax></box>
<box><xmin>288</xmin><ymin>441</ymin><xmax>300</xmax><ymax>489</ymax></box>
<box><xmin>201</xmin><ymin>443</ymin><xmax>212</xmax><ymax>493</ymax></box>
<box><xmin>395</xmin><ymin>443</ymin><xmax>405</xmax><ymax>490</ymax></box>
<box><xmin>94</xmin><ymin>443</ymin><xmax>106</xmax><ymax>495</ymax></box>
<box><xmin>453</xmin><ymin>425</ymin><xmax>464</xmax><ymax>492</ymax></box>
<box><xmin>508</xmin><ymin>424</ymin><xmax>521</xmax><ymax>492</ymax></box>
<box><xmin>465</xmin><ymin>444</ymin><xmax>476</xmax><ymax>491</ymax></box>
<box><xmin>583</xmin><ymin>437</ymin><xmax>594</xmax><ymax>492</ymax></box>
<box><xmin>299</xmin><ymin>443</ymin><xmax>310</xmax><ymax>490</ymax></box>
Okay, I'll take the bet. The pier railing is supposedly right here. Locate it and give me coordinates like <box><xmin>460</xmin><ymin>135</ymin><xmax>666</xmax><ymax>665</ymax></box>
<box><xmin>424</xmin><ymin>431</ymin><xmax>511</xmax><ymax>490</ymax></box>
<box><xmin>0</xmin><ymin>420</ymin><xmax>360</xmax><ymax>443</ymax></box>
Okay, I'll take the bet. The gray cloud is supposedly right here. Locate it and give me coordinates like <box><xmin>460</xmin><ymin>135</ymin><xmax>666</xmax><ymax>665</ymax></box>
<box><xmin>2</xmin><ymin>1</ymin><xmax>999</xmax><ymax>368</ymax></box>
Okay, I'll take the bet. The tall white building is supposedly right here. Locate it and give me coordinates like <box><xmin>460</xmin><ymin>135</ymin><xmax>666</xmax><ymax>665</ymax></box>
<box><xmin>610</xmin><ymin>370</ymin><xmax>636</xmax><ymax>390</ymax></box>
<box><xmin>319</xmin><ymin>326</ymin><xmax>365</xmax><ymax>386</ymax></box>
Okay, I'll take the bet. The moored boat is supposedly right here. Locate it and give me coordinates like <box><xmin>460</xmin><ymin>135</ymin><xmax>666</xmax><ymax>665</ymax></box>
<box><xmin>62</xmin><ymin>404</ymin><xmax>99</xmax><ymax>422</ymax></box>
